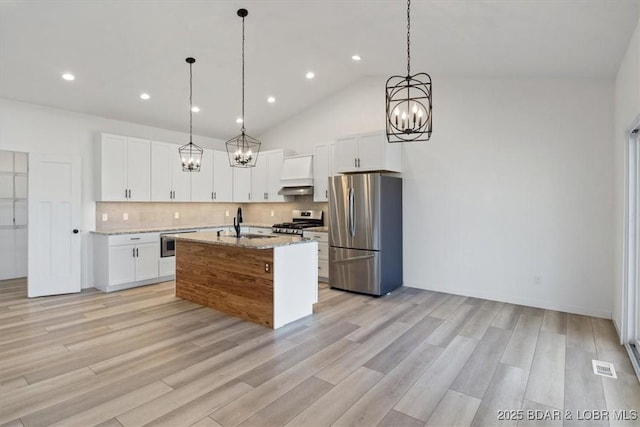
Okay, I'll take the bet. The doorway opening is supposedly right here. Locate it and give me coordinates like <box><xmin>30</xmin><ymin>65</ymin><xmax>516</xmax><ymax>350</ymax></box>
<box><xmin>623</xmin><ymin>114</ymin><xmax>640</xmax><ymax>380</ymax></box>
<box><xmin>0</xmin><ymin>150</ymin><xmax>28</xmax><ymax>281</ymax></box>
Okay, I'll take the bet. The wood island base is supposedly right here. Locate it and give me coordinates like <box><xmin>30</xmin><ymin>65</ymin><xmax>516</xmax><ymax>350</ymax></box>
<box><xmin>175</xmin><ymin>235</ymin><xmax>318</xmax><ymax>329</ymax></box>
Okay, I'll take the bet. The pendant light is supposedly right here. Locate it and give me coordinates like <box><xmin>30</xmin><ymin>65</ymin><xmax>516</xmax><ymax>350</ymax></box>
<box><xmin>179</xmin><ymin>57</ymin><xmax>204</xmax><ymax>171</ymax></box>
<box><xmin>385</xmin><ymin>0</ymin><xmax>432</xmax><ymax>143</ymax></box>
<box><xmin>226</xmin><ymin>8</ymin><xmax>261</xmax><ymax>168</ymax></box>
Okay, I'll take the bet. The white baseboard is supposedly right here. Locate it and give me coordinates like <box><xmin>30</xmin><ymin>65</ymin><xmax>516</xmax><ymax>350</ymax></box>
<box><xmin>404</xmin><ymin>282</ymin><xmax>612</xmax><ymax>319</ymax></box>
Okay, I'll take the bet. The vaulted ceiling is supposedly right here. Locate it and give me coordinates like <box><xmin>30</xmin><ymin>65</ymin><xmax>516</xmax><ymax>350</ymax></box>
<box><xmin>1</xmin><ymin>0</ymin><xmax>638</xmax><ymax>140</ymax></box>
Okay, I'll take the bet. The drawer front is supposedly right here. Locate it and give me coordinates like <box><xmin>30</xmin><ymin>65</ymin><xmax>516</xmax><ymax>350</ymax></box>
<box><xmin>306</xmin><ymin>231</ymin><xmax>328</xmax><ymax>242</ymax></box>
<box><xmin>318</xmin><ymin>259</ymin><xmax>329</xmax><ymax>279</ymax></box>
<box><xmin>109</xmin><ymin>232</ymin><xmax>159</xmax><ymax>246</ymax></box>
<box><xmin>317</xmin><ymin>242</ymin><xmax>329</xmax><ymax>260</ymax></box>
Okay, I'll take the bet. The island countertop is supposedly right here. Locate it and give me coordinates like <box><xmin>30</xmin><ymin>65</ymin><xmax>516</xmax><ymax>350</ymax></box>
<box><xmin>91</xmin><ymin>223</ymin><xmax>275</xmax><ymax>235</ymax></box>
<box><xmin>174</xmin><ymin>231</ymin><xmax>311</xmax><ymax>249</ymax></box>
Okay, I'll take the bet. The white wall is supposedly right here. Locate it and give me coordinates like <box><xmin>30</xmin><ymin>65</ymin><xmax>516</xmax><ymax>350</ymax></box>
<box><xmin>0</xmin><ymin>98</ymin><xmax>226</xmax><ymax>289</ymax></box>
<box><xmin>613</xmin><ymin>17</ymin><xmax>640</xmax><ymax>334</ymax></box>
<box><xmin>260</xmin><ymin>76</ymin><xmax>615</xmax><ymax>318</ymax></box>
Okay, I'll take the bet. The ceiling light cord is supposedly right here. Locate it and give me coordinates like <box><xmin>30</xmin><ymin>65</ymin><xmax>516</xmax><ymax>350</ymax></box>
<box><xmin>241</xmin><ymin>14</ymin><xmax>246</xmax><ymax>134</ymax></box>
<box><xmin>407</xmin><ymin>0</ymin><xmax>411</xmax><ymax>77</ymax></box>
<box><xmin>189</xmin><ymin>60</ymin><xmax>193</xmax><ymax>145</ymax></box>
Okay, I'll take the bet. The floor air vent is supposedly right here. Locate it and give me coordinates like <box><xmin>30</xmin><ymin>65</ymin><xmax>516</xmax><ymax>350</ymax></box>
<box><xmin>592</xmin><ymin>360</ymin><xmax>617</xmax><ymax>379</ymax></box>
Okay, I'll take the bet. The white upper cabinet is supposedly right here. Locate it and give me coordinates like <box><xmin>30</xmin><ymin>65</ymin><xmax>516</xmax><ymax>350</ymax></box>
<box><xmin>314</xmin><ymin>144</ymin><xmax>332</xmax><ymax>202</ymax></box>
<box><xmin>190</xmin><ymin>149</ymin><xmax>214</xmax><ymax>202</ymax></box>
<box><xmin>251</xmin><ymin>153</ymin><xmax>268</xmax><ymax>202</ymax></box>
<box><xmin>233</xmin><ymin>167</ymin><xmax>251</xmax><ymax>203</ymax></box>
<box><xmin>334</xmin><ymin>136</ymin><xmax>359</xmax><ymax>174</ymax></box>
<box><xmin>97</xmin><ymin>134</ymin><xmax>150</xmax><ymax>201</ymax></box>
<box><xmin>333</xmin><ymin>130</ymin><xmax>402</xmax><ymax>174</ymax></box>
<box><xmin>250</xmin><ymin>149</ymin><xmax>285</xmax><ymax>203</ymax></box>
<box><xmin>266</xmin><ymin>150</ymin><xmax>285</xmax><ymax>202</ymax></box>
<box><xmin>150</xmin><ymin>141</ymin><xmax>190</xmax><ymax>202</ymax></box>
<box><xmin>213</xmin><ymin>151</ymin><xmax>233</xmax><ymax>202</ymax></box>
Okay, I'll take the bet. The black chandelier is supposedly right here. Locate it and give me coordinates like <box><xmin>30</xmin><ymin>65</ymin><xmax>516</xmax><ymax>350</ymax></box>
<box><xmin>226</xmin><ymin>8</ymin><xmax>261</xmax><ymax>168</ymax></box>
<box><xmin>385</xmin><ymin>0</ymin><xmax>432</xmax><ymax>143</ymax></box>
<box><xmin>179</xmin><ymin>57</ymin><xmax>204</xmax><ymax>171</ymax></box>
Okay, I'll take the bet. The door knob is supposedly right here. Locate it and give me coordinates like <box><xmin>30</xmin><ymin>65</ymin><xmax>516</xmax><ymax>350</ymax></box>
<box><xmin>73</xmin><ymin>229</ymin><xmax>79</xmax><ymax>234</ymax></box>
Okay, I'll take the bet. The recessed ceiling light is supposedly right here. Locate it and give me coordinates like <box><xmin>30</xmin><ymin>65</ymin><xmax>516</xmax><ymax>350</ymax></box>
<box><xmin>352</xmin><ymin>55</ymin><xmax>362</xmax><ymax>61</ymax></box>
<box><xmin>191</xmin><ymin>106</ymin><xmax>200</xmax><ymax>112</ymax></box>
<box><xmin>140</xmin><ymin>93</ymin><xmax>150</xmax><ymax>100</ymax></box>
<box><xmin>236</xmin><ymin>117</ymin><xmax>244</xmax><ymax>124</ymax></box>
<box><xmin>62</xmin><ymin>73</ymin><xmax>75</xmax><ymax>81</ymax></box>
<box><xmin>267</xmin><ymin>96</ymin><xmax>276</xmax><ymax>103</ymax></box>
<box><xmin>305</xmin><ymin>71</ymin><xmax>315</xmax><ymax>79</ymax></box>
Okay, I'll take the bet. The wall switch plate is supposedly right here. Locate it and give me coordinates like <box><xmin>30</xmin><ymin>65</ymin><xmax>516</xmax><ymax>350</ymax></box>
<box><xmin>174</xmin><ymin>212</ymin><xmax>180</xmax><ymax>219</ymax></box>
<box><xmin>123</xmin><ymin>213</ymin><xmax>128</xmax><ymax>221</ymax></box>
<box><xmin>102</xmin><ymin>213</ymin><xmax>108</xmax><ymax>221</ymax></box>
<box><xmin>225</xmin><ymin>210</ymin><xmax>229</xmax><ymax>217</ymax></box>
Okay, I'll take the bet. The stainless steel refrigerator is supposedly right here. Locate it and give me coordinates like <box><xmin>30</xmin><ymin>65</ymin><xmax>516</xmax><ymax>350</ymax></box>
<box><xmin>328</xmin><ymin>173</ymin><xmax>403</xmax><ymax>296</ymax></box>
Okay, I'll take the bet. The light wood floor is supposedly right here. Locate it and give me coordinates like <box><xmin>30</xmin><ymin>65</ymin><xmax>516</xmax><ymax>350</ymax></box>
<box><xmin>0</xmin><ymin>278</ymin><xmax>638</xmax><ymax>427</ymax></box>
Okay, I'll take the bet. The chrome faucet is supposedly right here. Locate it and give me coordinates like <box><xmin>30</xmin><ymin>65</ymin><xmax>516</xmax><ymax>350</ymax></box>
<box><xmin>233</xmin><ymin>207</ymin><xmax>243</xmax><ymax>238</ymax></box>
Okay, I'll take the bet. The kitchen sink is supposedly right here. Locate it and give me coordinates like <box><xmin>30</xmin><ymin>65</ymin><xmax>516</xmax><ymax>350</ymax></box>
<box><xmin>218</xmin><ymin>232</ymin><xmax>279</xmax><ymax>239</ymax></box>
<box><xmin>238</xmin><ymin>233</ymin><xmax>279</xmax><ymax>239</ymax></box>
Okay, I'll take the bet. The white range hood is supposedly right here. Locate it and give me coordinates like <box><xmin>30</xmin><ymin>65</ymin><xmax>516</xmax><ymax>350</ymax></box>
<box><xmin>278</xmin><ymin>154</ymin><xmax>314</xmax><ymax>196</ymax></box>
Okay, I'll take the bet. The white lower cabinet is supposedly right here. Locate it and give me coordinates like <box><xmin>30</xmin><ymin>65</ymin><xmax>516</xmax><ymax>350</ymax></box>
<box><xmin>94</xmin><ymin>232</ymin><xmax>160</xmax><ymax>292</ymax></box>
<box><xmin>159</xmin><ymin>257</ymin><xmax>176</xmax><ymax>277</ymax></box>
<box><xmin>305</xmin><ymin>231</ymin><xmax>328</xmax><ymax>282</ymax></box>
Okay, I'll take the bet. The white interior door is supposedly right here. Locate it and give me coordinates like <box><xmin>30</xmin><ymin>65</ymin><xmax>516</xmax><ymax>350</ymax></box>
<box><xmin>28</xmin><ymin>153</ymin><xmax>81</xmax><ymax>297</ymax></box>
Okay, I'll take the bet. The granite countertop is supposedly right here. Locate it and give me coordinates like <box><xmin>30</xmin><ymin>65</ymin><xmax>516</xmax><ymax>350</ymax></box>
<box><xmin>91</xmin><ymin>223</ymin><xmax>275</xmax><ymax>235</ymax></box>
<box><xmin>175</xmin><ymin>231</ymin><xmax>316</xmax><ymax>249</ymax></box>
<box><xmin>304</xmin><ymin>226</ymin><xmax>329</xmax><ymax>233</ymax></box>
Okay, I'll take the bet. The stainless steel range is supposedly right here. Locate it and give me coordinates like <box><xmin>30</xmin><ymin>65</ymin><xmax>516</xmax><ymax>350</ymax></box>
<box><xmin>272</xmin><ymin>210</ymin><xmax>324</xmax><ymax>235</ymax></box>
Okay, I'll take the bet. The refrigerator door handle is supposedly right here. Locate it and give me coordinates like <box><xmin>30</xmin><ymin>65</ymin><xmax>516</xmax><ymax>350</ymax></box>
<box><xmin>348</xmin><ymin>187</ymin><xmax>355</xmax><ymax>237</ymax></box>
<box><xmin>346</xmin><ymin>187</ymin><xmax>350</xmax><ymax>235</ymax></box>
<box><xmin>332</xmin><ymin>254</ymin><xmax>375</xmax><ymax>263</ymax></box>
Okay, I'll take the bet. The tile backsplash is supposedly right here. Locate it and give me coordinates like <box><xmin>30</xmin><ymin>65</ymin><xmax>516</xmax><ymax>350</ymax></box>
<box><xmin>95</xmin><ymin>196</ymin><xmax>328</xmax><ymax>231</ymax></box>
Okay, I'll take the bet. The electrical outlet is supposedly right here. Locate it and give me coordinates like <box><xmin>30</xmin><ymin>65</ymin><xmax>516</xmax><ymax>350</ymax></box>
<box><xmin>102</xmin><ymin>213</ymin><xmax>108</xmax><ymax>221</ymax></box>
<box><xmin>174</xmin><ymin>212</ymin><xmax>180</xmax><ymax>219</ymax></box>
<box><xmin>271</xmin><ymin>210</ymin><xmax>274</xmax><ymax>217</ymax></box>
<box><xmin>225</xmin><ymin>210</ymin><xmax>229</xmax><ymax>217</ymax></box>
<box><xmin>123</xmin><ymin>213</ymin><xmax>128</xmax><ymax>221</ymax></box>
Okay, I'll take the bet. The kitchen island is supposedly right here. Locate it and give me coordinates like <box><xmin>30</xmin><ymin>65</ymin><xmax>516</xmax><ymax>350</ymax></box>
<box><xmin>174</xmin><ymin>232</ymin><xmax>318</xmax><ymax>329</ymax></box>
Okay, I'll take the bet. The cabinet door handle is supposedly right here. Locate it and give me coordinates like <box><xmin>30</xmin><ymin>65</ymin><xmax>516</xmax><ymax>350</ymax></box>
<box><xmin>132</xmin><ymin>248</ymin><xmax>135</xmax><ymax>258</ymax></box>
<box><xmin>125</xmin><ymin>189</ymin><xmax>128</xmax><ymax>199</ymax></box>
<box><xmin>248</xmin><ymin>193</ymin><xmax>251</xmax><ymax>200</ymax></box>
<box><xmin>214</xmin><ymin>191</ymin><xmax>217</xmax><ymax>200</ymax></box>
<box><xmin>357</xmin><ymin>158</ymin><xmax>361</xmax><ymax>168</ymax></box>
<box><xmin>136</xmin><ymin>248</ymin><xmax>139</xmax><ymax>257</ymax></box>
<box><xmin>326</xmin><ymin>189</ymin><xmax>328</xmax><ymax>198</ymax></box>
<box><xmin>128</xmin><ymin>189</ymin><xmax>132</xmax><ymax>198</ymax></box>
<box><xmin>354</xmin><ymin>158</ymin><xmax>357</xmax><ymax>167</ymax></box>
